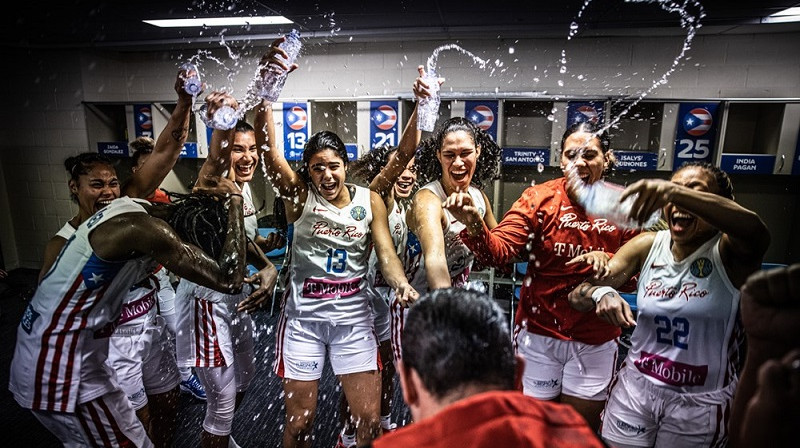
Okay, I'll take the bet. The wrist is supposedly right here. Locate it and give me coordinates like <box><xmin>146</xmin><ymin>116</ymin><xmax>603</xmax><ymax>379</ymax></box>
<box><xmin>591</xmin><ymin>286</ymin><xmax>616</xmax><ymax>305</ymax></box>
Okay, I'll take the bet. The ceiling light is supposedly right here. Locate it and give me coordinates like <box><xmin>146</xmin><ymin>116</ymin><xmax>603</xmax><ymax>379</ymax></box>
<box><xmin>762</xmin><ymin>6</ymin><xmax>800</xmax><ymax>23</ymax></box>
<box><xmin>144</xmin><ymin>16</ymin><xmax>293</xmax><ymax>28</ymax></box>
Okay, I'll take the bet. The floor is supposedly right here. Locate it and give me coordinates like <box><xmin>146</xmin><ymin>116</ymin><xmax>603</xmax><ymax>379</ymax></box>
<box><xmin>0</xmin><ymin>268</ymin><xmax>411</xmax><ymax>447</ymax></box>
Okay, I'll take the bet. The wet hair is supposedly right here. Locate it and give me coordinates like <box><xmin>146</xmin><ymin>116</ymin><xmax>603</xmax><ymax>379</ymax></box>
<box><xmin>297</xmin><ymin>130</ymin><xmax>349</xmax><ymax>184</ymax></box>
<box><xmin>415</xmin><ymin>117</ymin><xmax>500</xmax><ymax>189</ymax></box>
<box><xmin>235</xmin><ymin>120</ymin><xmax>255</xmax><ymax>135</ymax></box>
<box><xmin>64</xmin><ymin>152</ymin><xmax>116</xmax><ymax>202</ymax></box>
<box><xmin>166</xmin><ymin>193</ymin><xmax>229</xmax><ymax>259</ymax></box>
<box><xmin>129</xmin><ymin>137</ymin><xmax>156</xmax><ymax>167</ymax></box>
<box><xmin>675</xmin><ymin>161</ymin><xmax>734</xmax><ymax>200</ymax></box>
<box><xmin>561</xmin><ymin>121</ymin><xmax>616</xmax><ymax>174</ymax></box>
<box><xmin>402</xmin><ymin>287</ymin><xmax>515</xmax><ymax>399</ymax></box>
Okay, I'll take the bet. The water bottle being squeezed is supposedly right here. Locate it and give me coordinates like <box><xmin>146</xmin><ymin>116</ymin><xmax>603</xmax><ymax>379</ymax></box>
<box><xmin>259</xmin><ymin>29</ymin><xmax>302</xmax><ymax>101</ymax></box>
<box><xmin>197</xmin><ymin>103</ymin><xmax>238</xmax><ymax>130</ymax></box>
<box><xmin>417</xmin><ymin>68</ymin><xmax>440</xmax><ymax>132</ymax></box>
<box><xmin>574</xmin><ymin>179</ymin><xmax>660</xmax><ymax>230</ymax></box>
<box><xmin>181</xmin><ymin>63</ymin><xmax>202</xmax><ymax>97</ymax></box>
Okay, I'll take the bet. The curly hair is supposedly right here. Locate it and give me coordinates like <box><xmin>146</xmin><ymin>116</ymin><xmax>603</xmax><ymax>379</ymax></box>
<box><xmin>64</xmin><ymin>152</ymin><xmax>116</xmax><ymax>202</ymax></box>
<box><xmin>349</xmin><ymin>144</ymin><xmax>397</xmax><ymax>184</ymax></box>
<box><xmin>675</xmin><ymin>161</ymin><xmax>734</xmax><ymax>200</ymax></box>
<box><xmin>414</xmin><ymin>117</ymin><xmax>500</xmax><ymax>189</ymax></box>
<box><xmin>166</xmin><ymin>193</ymin><xmax>229</xmax><ymax>259</ymax></box>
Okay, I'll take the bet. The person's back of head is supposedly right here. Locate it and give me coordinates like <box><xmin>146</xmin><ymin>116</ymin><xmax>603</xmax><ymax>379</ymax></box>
<box><xmin>166</xmin><ymin>193</ymin><xmax>229</xmax><ymax>259</ymax></box>
<box><xmin>402</xmin><ymin>287</ymin><xmax>515</xmax><ymax>399</ymax></box>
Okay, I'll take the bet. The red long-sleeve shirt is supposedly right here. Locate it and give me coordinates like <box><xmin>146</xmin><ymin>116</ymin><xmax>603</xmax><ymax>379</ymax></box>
<box><xmin>461</xmin><ymin>177</ymin><xmax>639</xmax><ymax>344</ymax></box>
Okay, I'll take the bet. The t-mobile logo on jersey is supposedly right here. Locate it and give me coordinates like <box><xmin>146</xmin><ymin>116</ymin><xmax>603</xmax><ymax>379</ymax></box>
<box><xmin>635</xmin><ymin>351</ymin><xmax>708</xmax><ymax>387</ymax></box>
<box><xmin>553</xmin><ymin>242</ymin><xmax>606</xmax><ymax>258</ymax></box>
<box><xmin>558</xmin><ymin>214</ymin><xmax>618</xmax><ymax>233</ymax></box>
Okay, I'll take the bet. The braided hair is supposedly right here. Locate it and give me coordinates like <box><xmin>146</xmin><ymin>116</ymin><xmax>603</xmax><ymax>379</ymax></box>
<box><xmin>166</xmin><ymin>193</ymin><xmax>229</xmax><ymax>259</ymax></box>
<box><xmin>64</xmin><ymin>152</ymin><xmax>116</xmax><ymax>202</ymax></box>
<box><xmin>414</xmin><ymin>117</ymin><xmax>500</xmax><ymax>189</ymax></box>
<box><xmin>675</xmin><ymin>161</ymin><xmax>734</xmax><ymax>200</ymax></box>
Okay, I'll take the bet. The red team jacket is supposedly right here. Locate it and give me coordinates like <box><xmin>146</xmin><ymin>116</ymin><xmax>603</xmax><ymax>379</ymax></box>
<box><xmin>461</xmin><ymin>177</ymin><xmax>639</xmax><ymax>345</ymax></box>
<box><xmin>370</xmin><ymin>390</ymin><xmax>604</xmax><ymax>448</ymax></box>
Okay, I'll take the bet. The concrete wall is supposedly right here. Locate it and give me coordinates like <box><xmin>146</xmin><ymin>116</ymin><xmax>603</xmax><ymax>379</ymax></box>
<box><xmin>2</xmin><ymin>31</ymin><xmax>800</xmax><ymax>269</ymax></box>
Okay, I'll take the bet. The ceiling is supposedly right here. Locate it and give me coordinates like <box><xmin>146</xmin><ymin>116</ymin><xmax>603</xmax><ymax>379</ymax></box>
<box><xmin>3</xmin><ymin>0</ymin><xmax>800</xmax><ymax>51</ymax></box>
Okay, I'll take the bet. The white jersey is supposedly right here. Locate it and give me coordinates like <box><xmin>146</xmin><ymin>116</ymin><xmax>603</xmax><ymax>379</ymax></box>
<box><xmin>281</xmin><ymin>185</ymin><xmax>374</xmax><ymax>325</ymax></box>
<box><xmin>55</xmin><ymin>221</ymin><xmax>76</xmax><ymax>240</ymax></box>
<box><xmin>407</xmin><ymin>181</ymin><xmax>486</xmax><ymax>293</ymax></box>
<box><xmin>242</xmin><ymin>182</ymin><xmax>258</xmax><ymax>241</ymax></box>
<box><xmin>9</xmin><ymin>197</ymin><xmax>155</xmax><ymax>413</ymax></box>
<box><xmin>626</xmin><ymin>230</ymin><xmax>743</xmax><ymax>393</ymax></box>
<box><xmin>174</xmin><ymin>280</ymin><xmax>252</xmax><ymax>368</ymax></box>
<box><xmin>53</xmin><ymin>215</ymin><xmax>160</xmax><ymax>334</ymax></box>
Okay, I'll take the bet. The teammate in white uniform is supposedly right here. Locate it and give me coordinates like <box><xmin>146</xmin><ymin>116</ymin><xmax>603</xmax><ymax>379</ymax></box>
<box><xmin>255</xmin><ymin>42</ymin><xmax>417</xmax><ymax>448</ymax></box>
<box><xmin>567</xmin><ymin>162</ymin><xmax>770</xmax><ymax>447</ymax></box>
<box><xmin>31</xmin><ymin>68</ymin><xmax>200</xmax><ymax>448</ymax></box>
<box><xmin>334</xmin><ymin>71</ymin><xmax>426</xmax><ymax>447</ymax></box>
<box><xmin>9</xmin><ymin>184</ymin><xmax>249</xmax><ymax>447</ymax></box>
<box><xmin>392</xmin><ymin>116</ymin><xmax>500</xmax><ymax>366</ymax></box>
<box><xmin>188</xmin><ymin>102</ymin><xmax>280</xmax><ymax>448</ymax></box>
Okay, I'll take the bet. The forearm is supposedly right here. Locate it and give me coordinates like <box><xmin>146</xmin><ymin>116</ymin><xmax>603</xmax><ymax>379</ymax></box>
<box><xmin>245</xmin><ymin>237</ymin><xmax>272</xmax><ymax>271</ymax></box>
<box><xmin>216</xmin><ymin>197</ymin><xmax>246</xmax><ymax>291</ymax></box>
<box><xmin>461</xmin><ymin>218</ymin><xmax>528</xmax><ymax>267</ymax></box>
<box><xmin>669</xmin><ymin>187</ymin><xmax>769</xmax><ymax>251</ymax></box>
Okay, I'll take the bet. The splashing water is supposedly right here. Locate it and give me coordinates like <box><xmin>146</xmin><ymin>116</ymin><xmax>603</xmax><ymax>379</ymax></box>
<box><xmin>425</xmin><ymin>44</ymin><xmax>490</xmax><ymax>77</ymax></box>
<box><xmin>566</xmin><ymin>0</ymin><xmax>705</xmax><ymax>135</ymax></box>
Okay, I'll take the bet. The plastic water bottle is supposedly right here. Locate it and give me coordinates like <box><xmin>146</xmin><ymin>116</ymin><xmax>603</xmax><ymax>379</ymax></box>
<box><xmin>198</xmin><ymin>104</ymin><xmax>238</xmax><ymax>130</ymax></box>
<box><xmin>259</xmin><ymin>29</ymin><xmax>302</xmax><ymax>101</ymax></box>
<box><xmin>574</xmin><ymin>180</ymin><xmax>660</xmax><ymax>229</ymax></box>
<box><xmin>417</xmin><ymin>69</ymin><xmax>440</xmax><ymax>132</ymax></box>
<box><xmin>181</xmin><ymin>63</ymin><xmax>202</xmax><ymax>96</ymax></box>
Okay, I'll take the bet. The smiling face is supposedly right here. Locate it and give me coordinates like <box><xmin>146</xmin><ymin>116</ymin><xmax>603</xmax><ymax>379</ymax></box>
<box><xmin>666</xmin><ymin>166</ymin><xmax>720</xmax><ymax>244</ymax></box>
<box><xmin>308</xmin><ymin>148</ymin><xmax>348</xmax><ymax>204</ymax></box>
<box><xmin>437</xmin><ymin>129</ymin><xmax>480</xmax><ymax>194</ymax></box>
<box><xmin>69</xmin><ymin>162</ymin><xmax>120</xmax><ymax>220</ymax></box>
<box><xmin>231</xmin><ymin>129</ymin><xmax>258</xmax><ymax>185</ymax></box>
<box><xmin>560</xmin><ymin>131</ymin><xmax>607</xmax><ymax>187</ymax></box>
<box><xmin>393</xmin><ymin>156</ymin><xmax>417</xmax><ymax>199</ymax></box>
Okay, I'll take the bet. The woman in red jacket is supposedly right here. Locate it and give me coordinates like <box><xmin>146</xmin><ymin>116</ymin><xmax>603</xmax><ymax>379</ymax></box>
<box><xmin>444</xmin><ymin>121</ymin><xmax>638</xmax><ymax>431</ymax></box>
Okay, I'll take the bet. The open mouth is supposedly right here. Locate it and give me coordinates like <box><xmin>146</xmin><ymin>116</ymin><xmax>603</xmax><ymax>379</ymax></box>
<box><xmin>669</xmin><ymin>211</ymin><xmax>696</xmax><ymax>232</ymax></box>
<box><xmin>450</xmin><ymin>168</ymin><xmax>469</xmax><ymax>183</ymax></box>
<box><xmin>319</xmin><ymin>181</ymin><xmax>338</xmax><ymax>196</ymax></box>
<box><xmin>235</xmin><ymin>163</ymin><xmax>254</xmax><ymax>178</ymax></box>
<box><xmin>95</xmin><ymin>199</ymin><xmax>113</xmax><ymax>212</ymax></box>
<box><xmin>395</xmin><ymin>180</ymin><xmax>413</xmax><ymax>194</ymax></box>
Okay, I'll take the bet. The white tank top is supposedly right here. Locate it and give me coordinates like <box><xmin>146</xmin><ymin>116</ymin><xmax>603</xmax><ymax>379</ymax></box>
<box><xmin>242</xmin><ymin>182</ymin><xmax>258</xmax><ymax>241</ymax></box>
<box><xmin>626</xmin><ymin>230</ymin><xmax>743</xmax><ymax>393</ymax></box>
<box><xmin>10</xmin><ymin>197</ymin><xmax>154</xmax><ymax>412</ymax></box>
<box><xmin>283</xmin><ymin>185</ymin><xmax>374</xmax><ymax>325</ymax></box>
<box><xmin>52</xmin><ymin>212</ymin><xmax>159</xmax><ymax>333</ymax></box>
<box><xmin>408</xmin><ymin>181</ymin><xmax>486</xmax><ymax>293</ymax></box>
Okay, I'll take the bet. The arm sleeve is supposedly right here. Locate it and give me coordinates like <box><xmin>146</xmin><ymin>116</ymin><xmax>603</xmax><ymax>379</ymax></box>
<box><xmin>460</xmin><ymin>187</ymin><xmax>538</xmax><ymax>267</ymax></box>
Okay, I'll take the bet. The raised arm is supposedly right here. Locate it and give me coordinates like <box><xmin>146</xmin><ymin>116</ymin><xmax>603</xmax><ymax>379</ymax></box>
<box><xmin>622</xmin><ymin>178</ymin><xmax>770</xmax><ymax>287</ymax></box>
<box><xmin>123</xmin><ymin>68</ymin><xmax>195</xmax><ymax>198</ymax></box>
<box><xmin>369</xmin><ymin>66</ymin><xmax>430</xmax><ymax>199</ymax></box>
<box><xmin>253</xmin><ymin>98</ymin><xmax>307</xmax><ymax>220</ymax></box>
<box><xmin>370</xmin><ymin>190</ymin><xmax>419</xmax><ymax>305</ymax></box>
<box><xmin>39</xmin><ymin>235</ymin><xmax>69</xmax><ymax>283</ymax></box>
<box><xmin>195</xmin><ymin>92</ymin><xmax>240</xmax><ymax>187</ymax></box>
